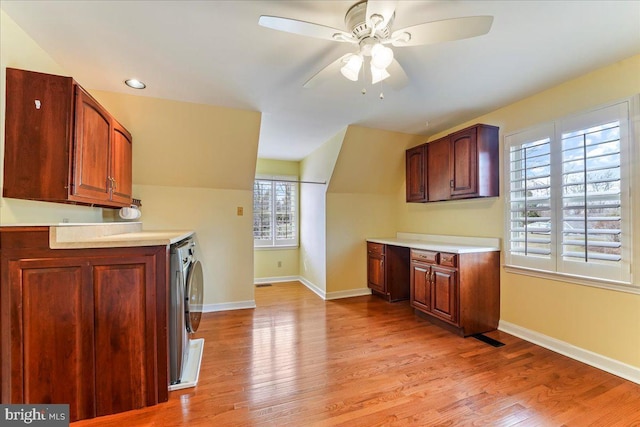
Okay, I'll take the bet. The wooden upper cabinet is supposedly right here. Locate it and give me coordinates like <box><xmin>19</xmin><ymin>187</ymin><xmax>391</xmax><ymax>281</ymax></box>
<box><xmin>450</xmin><ymin>128</ymin><xmax>477</xmax><ymax>197</ymax></box>
<box><xmin>406</xmin><ymin>145</ymin><xmax>427</xmax><ymax>202</ymax></box>
<box><xmin>405</xmin><ymin>124</ymin><xmax>499</xmax><ymax>203</ymax></box>
<box><xmin>72</xmin><ymin>86</ymin><xmax>112</xmax><ymax>203</ymax></box>
<box><xmin>450</xmin><ymin>124</ymin><xmax>499</xmax><ymax>199</ymax></box>
<box><xmin>426</xmin><ymin>136</ymin><xmax>451</xmax><ymax>202</ymax></box>
<box><xmin>110</xmin><ymin>121</ymin><xmax>134</xmax><ymax>205</ymax></box>
<box><xmin>3</xmin><ymin>68</ymin><xmax>133</xmax><ymax>208</ymax></box>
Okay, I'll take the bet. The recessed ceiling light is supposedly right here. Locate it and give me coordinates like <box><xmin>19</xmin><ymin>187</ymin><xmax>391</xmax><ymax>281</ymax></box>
<box><xmin>124</xmin><ymin>79</ymin><xmax>146</xmax><ymax>89</ymax></box>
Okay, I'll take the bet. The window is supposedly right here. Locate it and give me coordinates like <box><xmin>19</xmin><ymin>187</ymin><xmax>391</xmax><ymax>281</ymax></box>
<box><xmin>253</xmin><ymin>176</ymin><xmax>298</xmax><ymax>247</ymax></box>
<box><xmin>505</xmin><ymin>99</ymin><xmax>634</xmax><ymax>287</ymax></box>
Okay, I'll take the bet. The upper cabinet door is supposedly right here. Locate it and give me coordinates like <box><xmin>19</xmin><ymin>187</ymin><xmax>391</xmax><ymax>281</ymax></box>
<box><xmin>449</xmin><ymin>127</ymin><xmax>478</xmax><ymax>198</ymax></box>
<box><xmin>427</xmin><ymin>137</ymin><xmax>451</xmax><ymax>201</ymax></box>
<box><xmin>406</xmin><ymin>145</ymin><xmax>427</xmax><ymax>202</ymax></box>
<box><xmin>110</xmin><ymin>121</ymin><xmax>133</xmax><ymax>205</ymax></box>
<box><xmin>72</xmin><ymin>86</ymin><xmax>111</xmax><ymax>203</ymax></box>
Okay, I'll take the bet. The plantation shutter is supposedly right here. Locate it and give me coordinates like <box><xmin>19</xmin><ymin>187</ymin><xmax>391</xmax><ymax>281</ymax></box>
<box><xmin>253</xmin><ymin>180</ymin><xmax>273</xmax><ymax>245</ymax></box>
<box><xmin>556</xmin><ymin>102</ymin><xmax>630</xmax><ymax>282</ymax></box>
<box><xmin>505</xmin><ymin>124</ymin><xmax>555</xmax><ymax>271</ymax></box>
<box><xmin>254</xmin><ymin>176</ymin><xmax>298</xmax><ymax>247</ymax></box>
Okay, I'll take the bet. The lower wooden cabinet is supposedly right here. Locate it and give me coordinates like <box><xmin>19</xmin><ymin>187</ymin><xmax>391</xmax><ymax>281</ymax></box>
<box><xmin>366</xmin><ymin>242</ymin><xmax>410</xmax><ymax>302</ymax></box>
<box><xmin>366</xmin><ymin>243</ymin><xmax>386</xmax><ymax>294</ymax></box>
<box><xmin>410</xmin><ymin>249</ymin><xmax>499</xmax><ymax>336</ymax></box>
<box><xmin>0</xmin><ymin>227</ymin><xmax>169</xmax><ymax>422</ymax></box>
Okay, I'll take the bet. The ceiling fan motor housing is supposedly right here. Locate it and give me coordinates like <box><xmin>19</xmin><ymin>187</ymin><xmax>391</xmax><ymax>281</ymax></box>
<box><xmin>345</xmin><ymin>0</ymin><xmax>394</xmax><ymax>41</ymax></box>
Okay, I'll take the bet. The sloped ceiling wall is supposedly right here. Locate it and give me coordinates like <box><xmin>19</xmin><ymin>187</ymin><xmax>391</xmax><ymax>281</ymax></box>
<box><xmin>92</xmin><ymin>91</ymin><xmax>261</xmax><ymax>191</ymax></box>
<box><xmin>327</xmin><ymin>125</ymin><xmax>423</xmax><ymax>195</ymax></box>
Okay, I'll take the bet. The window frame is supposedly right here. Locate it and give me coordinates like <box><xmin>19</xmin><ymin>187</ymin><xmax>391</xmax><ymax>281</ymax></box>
<box><xmin>253</xmin><ymin>174</ymin><xmax>299</xmax><ymax>249</ymax></box>
<box><xmin>504</xmin><ymin>96</ymin><xmax>637</xmax><ymax>293</ymax></box>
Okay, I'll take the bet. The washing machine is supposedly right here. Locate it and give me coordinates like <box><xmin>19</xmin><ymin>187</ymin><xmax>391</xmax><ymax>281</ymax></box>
<box><xmin>169</xmin><ymin>236</ymin><xmax>204</xmax><ymax>385</ymax></box>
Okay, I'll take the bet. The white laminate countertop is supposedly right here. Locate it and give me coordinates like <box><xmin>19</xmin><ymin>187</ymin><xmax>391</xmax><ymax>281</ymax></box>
<box><xmin>367</xmin><ymin>233</ymin><xmax>500</xmax><ymax>254</ymax></box>
<box><xmin>48</xmin><ymin>222</ymin><xmax>194</xmax><ymax>249</ymax></box>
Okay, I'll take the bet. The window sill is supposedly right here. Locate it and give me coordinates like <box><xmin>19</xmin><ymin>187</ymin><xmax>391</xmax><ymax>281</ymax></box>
<box><xmin>503</xmin><ymin>264</ymin><xmax>639</xmax><ymax>295</ymax></box>
<box><xmin>254</xmin><ymin>245</ymin><xmax>299</xmax><ymax>251</ymax></box>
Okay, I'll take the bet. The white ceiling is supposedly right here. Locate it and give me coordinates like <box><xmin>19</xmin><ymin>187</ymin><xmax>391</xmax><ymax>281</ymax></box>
<box><xmin>2</xmin><ymin>1</ymin><xmax>639</xmax><ymax>160</ymax></box>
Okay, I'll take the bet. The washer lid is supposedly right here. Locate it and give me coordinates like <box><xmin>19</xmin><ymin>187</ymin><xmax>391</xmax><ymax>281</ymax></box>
<box><xmin>186</xmin><ymin>260</ymin><xmax>204</xmax><ymax>333</ymax></box>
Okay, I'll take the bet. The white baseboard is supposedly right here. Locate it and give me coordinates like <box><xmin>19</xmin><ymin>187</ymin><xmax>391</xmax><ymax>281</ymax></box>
<box><xmin>254</xmin><ymin>276</ymin><xmax>299</xmax><ymax>284</ymax></box>
<box><xmin>499</xmin><ymin>320</ymin><xmax>640</xmax><ymax>385</ymax></box>
<box><xmin>298</xmin><ymin>276</ymin><xmax>326</xmax><ymax>299</ymax></box>
<box><xmin>256</xmin><ymin>275</ymin><xmax>370</xmax><ymax>301</ymax></box>
<box><xmin>325</xmin><ymin>288</ymin><xmax>372</xmax><ymax>300</ymax></box>
<box><xmin>202</xmin><ymin>300</ymin><xmax>256</xmax><ymax>312</ymax></box>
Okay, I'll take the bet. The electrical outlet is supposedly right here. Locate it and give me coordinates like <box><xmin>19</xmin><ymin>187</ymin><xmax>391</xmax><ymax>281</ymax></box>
<box><xmin>237</xmin><ymin>206</ymin><xmax>243</xmax><ymax>216</ymax></box>
<box><xmin>277</xmin><ymin>261</ymin><xmax>282</xmax><ymax>268</ymax></box>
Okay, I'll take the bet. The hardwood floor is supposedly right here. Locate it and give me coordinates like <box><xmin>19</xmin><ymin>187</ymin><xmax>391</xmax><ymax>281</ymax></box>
<box><xmin>74</xmin><ymin>281</ymin><xmax>640</xmax><ymax>426</ymax></box>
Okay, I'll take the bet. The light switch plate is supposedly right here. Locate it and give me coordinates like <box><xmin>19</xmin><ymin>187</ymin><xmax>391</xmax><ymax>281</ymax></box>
<box><xmin>237</xmin><ymin>206</ymin><xmax>243</xmax><ymax>216</ymax></box>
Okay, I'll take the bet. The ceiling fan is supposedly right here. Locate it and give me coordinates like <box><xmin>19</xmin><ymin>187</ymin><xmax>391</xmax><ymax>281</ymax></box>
<box><xmin>259</xmin><ymin>0</ymin><xmax>493</xmax><ymax>89</ymax></box>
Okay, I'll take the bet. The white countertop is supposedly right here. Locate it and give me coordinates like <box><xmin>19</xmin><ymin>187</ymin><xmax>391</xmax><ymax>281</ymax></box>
<box><xmin>47</xmin><ymin>222</ymin><xmax>194</xmax><ymax>249</ymax></box>
<box><xmin>367</xmin><ymin>233</ymin><xmax>500</xmax><ymax>254</ymax></box>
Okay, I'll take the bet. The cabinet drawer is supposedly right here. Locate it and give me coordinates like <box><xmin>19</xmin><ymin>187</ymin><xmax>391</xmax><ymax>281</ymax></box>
<box><xmin>367</xmin><ymin>242</ymin><xmax>385</xmax><ymax>256</ymax></box>
<box><xmin>411</xmin><ymin>249</ymin><xmax>438</xmax><ymax>264</ymax></box>
<box><xmin>439</xmin><ymin>253</ymin><xmax>458</xmax><ymax>267</ymax></box>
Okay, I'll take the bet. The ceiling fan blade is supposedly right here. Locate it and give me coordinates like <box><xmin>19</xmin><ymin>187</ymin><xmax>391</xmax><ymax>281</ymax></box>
<box><xmin>303</xmin><ymin>54</ymin><xmax>352</xmax><ymax>88</ymax></box>
<box><xmin>391</xmin><ymin>16</ymin><xmax>493</xmax><ymax>47</ymax></box>
<box><xmin>386</xmin><ymin>58</ymin><xmax>408</xmax><ymax>90</ymax></box>
<box><xmin>365</xmin><ymin>0</ymin><xmax>398</xmax><ymax>29</ymax></box>
<box><xmin>259</xmin><ymin>16</ymin><xmax>355</xmax><ymax>43</ymax></box>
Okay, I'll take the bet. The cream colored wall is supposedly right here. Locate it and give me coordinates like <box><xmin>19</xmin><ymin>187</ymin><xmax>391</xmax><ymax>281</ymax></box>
<box><xmin>135</xmin><ymin>185</ymin><xmax>254</xmax><ymax>305</ymax></box>
<box><xmin>0</xmin><ymin>10</ymin><xmax>105</xmax><ymax>224</ymax></box>
<box><xmin>254</xmin><ymin>159</ymin><xmax>300</xmax><ymax>280</ymax></box>
<box><xmin>255</xmin><ymin>158</ymin><xmax>299</xmax><ymax>177</ymax></box>
<box><xmin>325</xmin><ymin>126</ymin><xmax>423</xmax><ymax>294</ymax></box>
<box><xmin>397</xmin><ymin>54</ymin><xmax>640</xmax><ymax>367</ymax></box>
<box><xmin>90</xmin><ymin>91</ymin><xmax>260</xmax><ymax>190</ymax></box>
<box><xmin>326</xmin><ymin>193</ymin><xmax>397</xmax><ymax>294</ymax></box>
<box><xmin>299</xmin><ymin>129</ymin><xmax>345</xmax><ymax>292</ymax></box>
<box><xmin>89</xmin><ymin>91</ymin><xmax>261</xmax><ymax>307</ymax></box>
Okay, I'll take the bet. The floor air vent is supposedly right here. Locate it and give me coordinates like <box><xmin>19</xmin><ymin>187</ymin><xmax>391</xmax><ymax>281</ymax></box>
<box><xmin>471</xmin><ymin>334</ymin><xmax>505</xmax><ymax>347</ymax></box>
<box><xmin>255</xmin><ymin>283</ymin><xmax>272</xmax><ymax>287</ymax></box>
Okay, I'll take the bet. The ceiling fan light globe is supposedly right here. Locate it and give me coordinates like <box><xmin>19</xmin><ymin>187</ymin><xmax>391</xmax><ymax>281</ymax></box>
<box><xmin>340</xmin><ymin>54</ymin><xmax>363</xmax><ymax>81</ymax></box>
<box><xmin>370</xmin><ymin>65</ymin><xmax>390</xmax><ymax>85</ymax></box>
<box><xmin>370</xmin><ymin>44</ymin><xmax>394</xmax><ymax>69</ymax></box>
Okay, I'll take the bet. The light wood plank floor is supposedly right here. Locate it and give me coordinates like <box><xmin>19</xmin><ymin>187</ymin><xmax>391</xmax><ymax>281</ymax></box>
<box><xmin>74</xmin><ymin>281</ymin><xmax>640</xmax><ymax>426</ymax></box>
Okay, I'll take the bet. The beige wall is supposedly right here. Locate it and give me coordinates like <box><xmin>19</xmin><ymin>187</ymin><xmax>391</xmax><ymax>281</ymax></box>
<box><xmin>299</xmin><ymin>129</ymin><xmax>345</xmax><ymax>293</ymax></box>
<box><xmin>254</xmin><ymin>159</ymin><xmax>300</xmax><ymax>281</ymax></box>
<box><xmin>325</xmin><ymin>126</ymin><xmax>423</xmax><ymax>295</ymax></box>
<box><xmin>91</xmin><ymin>91</ymin><xmax>261</xmax><ymax>308</ymax></box>
<box><xmin>91</xmin><ymin>90</ymin><xmax>260</xmax><ymax>190</ymax></box>
<box><xmin>134</xmin><ymin>185</ymin><xmax>255</xmax><ymax>306</ymax></box>
<box><xmin>397</xmin><ymin>54</ymin><xmax>640</xmax><ymax>368</ymax></box>
<box><xmin>0</xmin><ymin>10</ymin><xmax>104</xmax><ymax>224</ymax></box>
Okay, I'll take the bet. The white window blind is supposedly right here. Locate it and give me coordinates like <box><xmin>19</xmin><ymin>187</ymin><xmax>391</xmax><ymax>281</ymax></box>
<box><xmin>253</xmin><ymin>176</ymin><xmax>298</xmax><ymax>247</ymax></box>
<box><xmin>507</xmin><ymin>125</ymin><xmax>555</xmax><ymax>272</ymax></box>
<box><xmin>560</xmin><ymin>122</ymin><xmax>621</xmax><ymax>262</ymax></box>
<box><xmin>505</xmin><ymin>100</ymin><xmax>633</xmax><ymax>286</ymax></box>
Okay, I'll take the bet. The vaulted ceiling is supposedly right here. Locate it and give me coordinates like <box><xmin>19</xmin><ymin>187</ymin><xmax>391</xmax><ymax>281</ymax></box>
<box><xmin>2</xmin><ymin>1</ymin><xmax>639</xmax><ymax>160</ymax></box>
